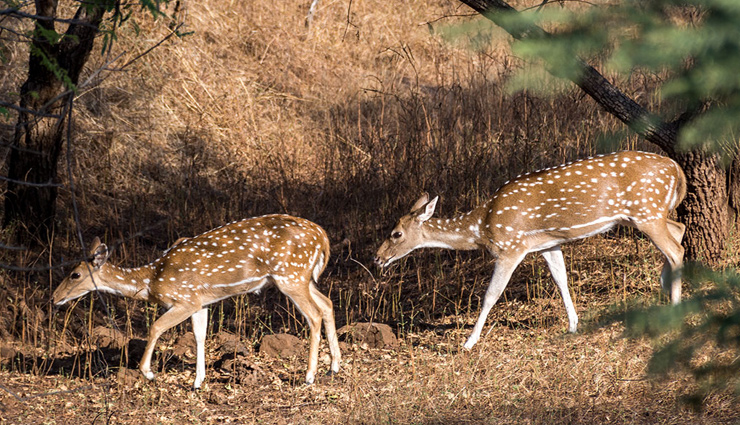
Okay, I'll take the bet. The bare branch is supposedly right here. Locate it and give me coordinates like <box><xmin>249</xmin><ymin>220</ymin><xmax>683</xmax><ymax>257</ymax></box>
<box><xmin>456</xmin><ymin>0</ymin><xmax>678</xmax><ymax>155</ymax></box>
<box><xmin>0</xmin><ymin>243</ymin><xmax>26</xmax><ymax>251</ymax></box>
<box><xmin>0</xmin><ymin>259</ymin><xmax>83</xmax><ymax>272</ymax></box>
<box><xmin>0</xmin><ymin>100</ymin><xmax>63</xmax><ymax>119</ymax></box>
<box><xmin>117</xmin><ymin>23</ymin><xmax>184</xmax><ymax>71</ymax></box>
<box><xmin>0</xmin><ymin>174</ymin><xmax>63</xmax><ymax>187</ymax></box>
<box><xmin>0</xmin><ymin>381</ymin><xmax>93</xmax><ymax>403</ymax></box>
<box><xmin>0</xmin><ymin>7</ymin><xmax>101</xmax><ymax>29</ymax></box>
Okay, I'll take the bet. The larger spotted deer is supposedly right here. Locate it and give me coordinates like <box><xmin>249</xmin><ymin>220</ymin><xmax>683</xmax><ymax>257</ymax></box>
<box><xmin>53</xmin><ymin>215</ymin><xmax>341</xmax><ymax>389</ymax></box>
<box><xmin>375</xmin><ymin>151</ymin><xmax>686</xmax><ymax>349</ymax></box>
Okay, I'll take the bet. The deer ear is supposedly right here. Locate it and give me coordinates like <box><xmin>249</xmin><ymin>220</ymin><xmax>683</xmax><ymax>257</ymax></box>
<box><xmin>88</xmin><ymin>237</ymin><xmax>102</xmax><ymax>255</ymax></box>
<box><xmin>415</xmin><ymin>196</ymin><xmax>438</xmax><ymax>223</ymax></box>
<box><xmin>88</xmin><ymin>237</ymin><xmax>109</xmax><ymax>269</ymax></box>
<box><xmin>410</xmin><ymin>193</ymin><xmax>430</xmax><ymax>213</ymax></box>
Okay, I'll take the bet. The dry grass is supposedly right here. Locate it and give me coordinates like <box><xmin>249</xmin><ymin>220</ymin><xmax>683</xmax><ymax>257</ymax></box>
<box><xmin>1</xmin><ymin>322</ymin><xmax>738</xmax><ymax>424</ymax></box>
<box><xmin>1</xmin><ymin>0</ymin><xmax>739</xmax><ymax>423</ymax></box>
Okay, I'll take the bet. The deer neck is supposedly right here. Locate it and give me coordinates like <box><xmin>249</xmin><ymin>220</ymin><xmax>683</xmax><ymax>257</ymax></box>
<box><xmin>96</xmin><ymin>263</ymin><xmax>153</xmax><ymax>301</ymax></box>
<box><xmin>422</xmin><ymin>209</ymin><xmax>485</xmax><ymax>251</ymax></box>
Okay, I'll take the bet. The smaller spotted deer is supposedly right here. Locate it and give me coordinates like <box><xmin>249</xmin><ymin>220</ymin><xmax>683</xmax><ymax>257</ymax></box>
<box><xmin>53</xmin><ymin>215</ymin><xmax>341</xmax><ymax>388</ymax></box>
<box><xmin>375</xmin><ymin>151</ymin><xmax>686</xmax><ymax>349</ymax></box>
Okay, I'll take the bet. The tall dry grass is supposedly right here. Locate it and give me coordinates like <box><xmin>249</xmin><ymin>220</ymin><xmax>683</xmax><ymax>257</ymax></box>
<box><xmin>0</xmin><ymin>0</ymin><xmax>702</xmax><ymax>385</ymax></box>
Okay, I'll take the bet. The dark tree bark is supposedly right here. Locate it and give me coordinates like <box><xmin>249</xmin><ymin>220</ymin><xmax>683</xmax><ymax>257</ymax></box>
<box><xmin>674</xmin><ymin>150</ymin><xmax>729</xmax><ymax>261</ymax></box>
<box><xmin>457</xmin><ymin>0</ymin><xmax>729</xmax><ymax>263</ymax></box>
<box><xmin>3</xmin><ymin>1</ymin><xmax>105</xmax><ymax>244</ymax></box>
<box><xmin>729</xmin><ymin>158</ymin><xmax>740</xmax><ymax>221</ymax></box>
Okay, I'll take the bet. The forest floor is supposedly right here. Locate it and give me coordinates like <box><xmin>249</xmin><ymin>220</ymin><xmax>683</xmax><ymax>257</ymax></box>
<box><xmin>1</xmin><ymin>311</ymin><xmax>738</xmax><ymax>424</ymax></box>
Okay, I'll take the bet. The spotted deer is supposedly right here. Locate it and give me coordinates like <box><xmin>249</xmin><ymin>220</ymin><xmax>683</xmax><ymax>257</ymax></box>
<box><xmin>53</xmin><ymin>215</ymin><xmax>341</xmax><ymax>388</ymax></box>
<box><xmin>374</xmin><ymin>151</ymin><xmax>686</xmax><ymax>349</ymax></box>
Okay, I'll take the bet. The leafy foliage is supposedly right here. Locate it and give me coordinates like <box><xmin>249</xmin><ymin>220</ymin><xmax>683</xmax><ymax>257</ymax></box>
<box><xmin>504</xmin><ymin>0</ymin><xmax>740</xmax><ymax>153</ymax></box>
<box><xmin>603</xmin><ymin>264</ymin><xmax>740</xmax><ymax>408</ymax></box>
<box><xmin>1</xmin><ymin>0</ymin><xmax>174</xmax><ymax>77</ymax></box>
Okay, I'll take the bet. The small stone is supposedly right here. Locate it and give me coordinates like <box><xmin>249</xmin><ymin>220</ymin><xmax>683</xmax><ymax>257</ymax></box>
<box><xmin>259</xmin><ymin>333</ymin><xmax>303</xmax><ymax>358</ymax></box>
<box><xmin>337</xmin><ymin>322</ymin><xmax>398</xmax><ymax>349</ymax></box>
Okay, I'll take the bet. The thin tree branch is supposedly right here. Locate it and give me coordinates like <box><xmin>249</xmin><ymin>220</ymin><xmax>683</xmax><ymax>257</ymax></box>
<box><xmin>0</xmin><ymin>7</ymin><xmax>101</xmax><ymax>29</ymax></box>
<box><xmin>0</xmin><ymin>101</ymin><xmax>63</xmax><ymax>119</ymax></box>
<box><xmin>0</xmin><ymin>243</ymin><xmax>26</xmax><ymax>251</ymax></box>
<box><xmin>0</xmin><ymin>381</ymin><xmax>93</xmax><ymax>403</ymax></box>
<box><xmin>0</xmin><ymin>258</ymin><xmax>84</xmax><ymax>272</ymax></box>
<box><xmin>0</xmin><ymin>175</ymin><xmax>63</xmax><ymax>187</ymax></box>
<box><xmin>118</xmin><ymin>23</ymin><xmax>184</xmax><ymax>71</ymax></box>
<box><xmin>456</xmin><ymin>0</ymin><xmax>679</xmax><ymax>155</ymax></box>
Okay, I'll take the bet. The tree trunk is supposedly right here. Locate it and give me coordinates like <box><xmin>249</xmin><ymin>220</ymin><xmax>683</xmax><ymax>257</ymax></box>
<box><xmin>3</xmin><ymin>1</ymin><xmax>105</xmax><ymax>245</ymax></box>
<box><xmin>457</xmin><ymin>0</ymin><xmax>728</xmax><ymax>263</ymax></box>
<box><xmin>727</xmin><ymin>153</ymin><xmax>740</xmax><ymax>223</ymax></box>
<box><xmin>674</xmin><ymin>151</ymin><xmax>729</xmax><ymax>262</ymax></box>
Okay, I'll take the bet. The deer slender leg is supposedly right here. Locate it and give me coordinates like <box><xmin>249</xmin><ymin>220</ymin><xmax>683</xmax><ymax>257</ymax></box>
<box><xmin>640</xmin><ymin>220</ymin><xmax>685</xmax><ymax>305</ymax></box>
<box><xmin>140</xmin><ymin>305</ymin><xmax>201</xmax><ymax>381</ymax></box>
<box><xmin>666</xmin><ymin>219</ymin><xmax>686</xmax><ymax>243</ymax></box>
<box><xmin>191</xmin><ymin>308</ymin><xmax>208</xmax><ymax>389</ymax></box>
<box><xmin>541</xmin><ymin>246</ymin><xmax>578</xmax><ymax>333</ymax></box>
<box><xmin>664</xmin><ymin>219</ymin><xmax>686</xmax><ymax>304</ymax></box>
<box><xmin>463</xmin><ymin>252</ymin><xmax>526</xmax><ymax>350</ymax></box>
<box><xmin>280</xmin><ymin>282</ymin><xmax>323</xmax><ymax>384</ymax></box>
<box><xmin>309</xmin><ymin>281</ymin><xmax>341</xmax><ymax>374</ymax></box>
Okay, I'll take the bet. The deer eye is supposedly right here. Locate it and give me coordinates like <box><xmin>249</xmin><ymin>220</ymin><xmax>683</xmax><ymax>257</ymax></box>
<box><xmin>391</xmin><ymin>231</ymin><xmax>403</xmax><ymax>239</ymax></box>
<box><xmin>71</xmin><ymin>272</ymin><xmax>81</xmax><ymax>280</ymax></box>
